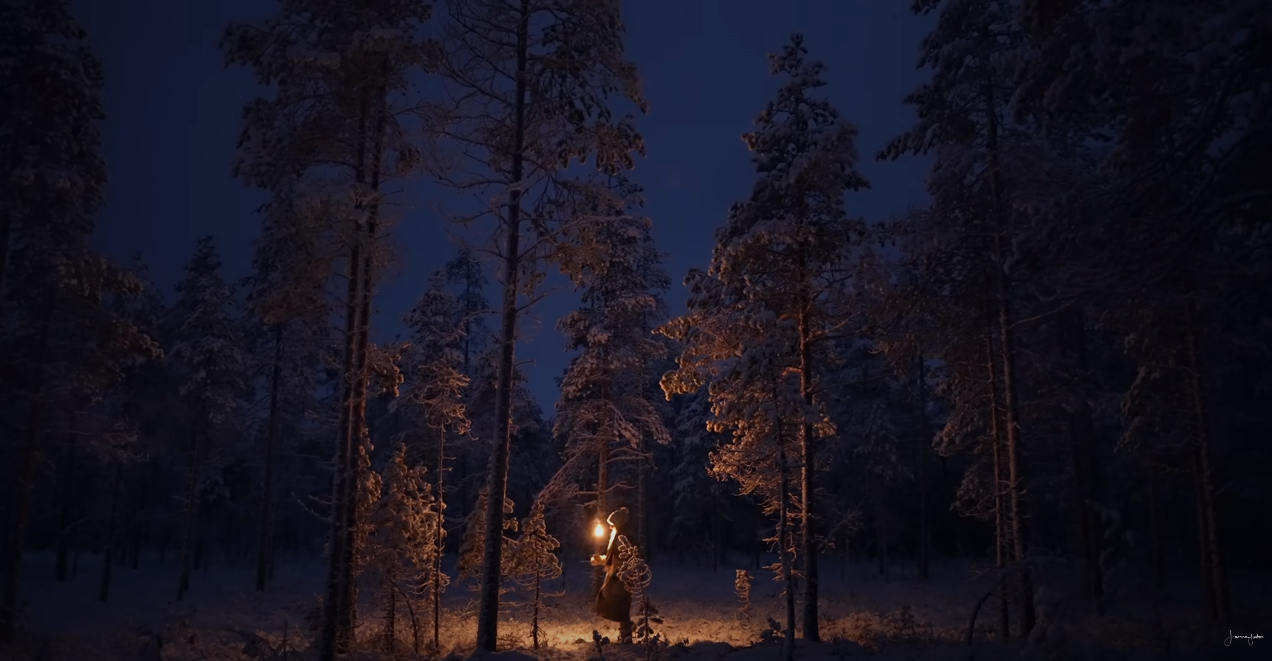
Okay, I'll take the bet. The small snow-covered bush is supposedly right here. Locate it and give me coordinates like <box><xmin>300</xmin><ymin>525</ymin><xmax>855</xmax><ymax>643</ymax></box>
<box><xmin>734</xmin><ymin>569</ymin><xmax>753</xmax><ymax>622</ymax></box>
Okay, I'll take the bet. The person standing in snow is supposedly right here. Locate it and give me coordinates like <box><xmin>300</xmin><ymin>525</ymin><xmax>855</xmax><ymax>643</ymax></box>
<box><xmin>590</xmin><ymin>507</ymin><xmax>633</xmax><ymax>643</ymax></box>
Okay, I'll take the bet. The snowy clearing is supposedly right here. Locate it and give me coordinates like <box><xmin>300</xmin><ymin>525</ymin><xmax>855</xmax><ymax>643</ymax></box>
<box><xmin>5</xmin><ymin>551</ymin><xmax>1266</xmax><ymax>661</ymax></box>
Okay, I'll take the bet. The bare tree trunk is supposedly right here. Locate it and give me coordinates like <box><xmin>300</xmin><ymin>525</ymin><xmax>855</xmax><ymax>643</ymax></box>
<box><xmin>1185</xmin><ymin>302</ymin><xmax>1230</xmax><ymax>625</ymax></box>
<box><xmin>319</xmin><ymin>218</ymin><xmax>364</xmax><ymax>661</ymax></box>
<box><xmin>433</xmin><ymin>428</ymin><xmax>444</xmax><ymax>653</ymax></box>
<box><xmin>338</xmin><ymin>57</ymin><xmax>390</xmax><ymax>648</ymax></box>
<box><xmin>384</xmin><ymin>576</ymin><xmax>396</xmax><ymax>652</ymax></box>
<box><xmin>0</xmin><ymin>295</ymin><xmax>54</xmax><ymax>642</ymax></box>
<box><xmin>176</xmin><ymin>414</ymin><xmax>204</xmax><ymax>601</ymax></box>
<box><xmin>777</xmin><ymin>435</ymin><xmax>795</xmax><ymax>661</ymax></box>
<box><xmin>256</xmin><ymin>324</ymin><xmax>284</xmax><ymax>592</ymax></box>
<box><xmin>916</xmin><ymin>352</ymin><xmax>930</xmax><ymax>581</ymax></box>
<box><xmin>796</xmin><ymin>297</ymin><xmax>819</xmax><ymax>641</ymax></box>
<box><xmin>984</xmin><ymin>83</ymin><xmax>1034</xmax><ymax>637</ymax></box>
<box><xmin>475</xmin><ymin>2</ymin><xmax>530</xmax><ymax>651</ymax></box>
<box><xmin>99</xmin><ymin>460</ymin><xmax>124</xmax><ymax>602</ymax></box>
<box><xmin>637</xmin><ymin>432</ymin><xmax>649</xmax><ymax>561</ymax></box>
<box><xmin>1060</xmin><ymin>307</ymin><xmax>1102</xmax><ymax>599</ymax></box>
<box><xmin>984</xmin><ymin>301</ymin><xmax>1011</xmax><ymax>639</ymax></box>
<box><xmin>1146</xmin><ymin>456</ymin><xmax>1165</xmax><ymax>588</ymax></box>
<box><xmin>594</xmin><ymin>416</ymin><xmax>609</xmax><ymax>598</ymax></box>
<box><xmin>56</xmin><ymin>443</ymin><xmax>76</xmax><ymax>581</ymax></box>
<box><xmin>130</xmin><ymin>473</ymin><xmax>145</xmax><ymax>570</ymax></box>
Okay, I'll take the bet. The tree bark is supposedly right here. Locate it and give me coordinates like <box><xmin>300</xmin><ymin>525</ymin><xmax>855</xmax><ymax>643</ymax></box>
<box><xmin>777</xmin><ymin>430</ymin><xmax>795</xmax><ymax>661</ymax></box>
<box><xmin>916</xmin><ymin>352</ymin><xmax>930</xmax><ymax>581</ymax></box>
<box><xmin>318</xmin><ymin>200</ymin><xmax>364</xmax><ymax>661</ymax></box>
<box><xmin>594</xmin><ymin>393</ymin><xmax>609</xmax><ymax>598</ymax></box>
<box><xmin>1146</xmin><ymin>456</ymin><xmax>1165</xmax><ymax>588</ymax></box>
<box><xmin>796</xmin><ymin>294</ymin><xmax>819</xmax><ymax>641</ymax></box>
<box><xmin>176</xmin><ymin>414</ymin><xmax>204</xmax><ymax>601</ymax></box>
<box><xmin>984</xmin><ymin>82</ymin><xmax>1034</xmax><ymax>637</ymax></box>
<box><xmin>433</xmin><ymin>430</ymin><xmax>445</xmax><ymax>653</ymax></box>
<box><xmin>1185</xmin><ymin>302</ymin><xmax>1230</xmax><ymax>625</ymax></box>
<box><xmin>637</xmin><ymin>432</ymin><xmax>649</xmax><ymax>562</ymax></box>
<box><xmin>984</xmin><ymin>284</ymin><xmax>1010</xmax><ymax>639</ymax></box>
<box><xmin>55</xmin><ymin>443</ymin><xmax>77</xmax><ymax>581</ymax></box>
<box><xmin>1060</xmin><ymin>307</ymin><xmax>1102</xmax><ymax>599</ymax></box>
<box><xmin>99</xmin><ymin>460</ymin><xmax>124</xmax><ymax>602</ymax></box>
<box><xmin>256</xmin><ymin>324</ymin><xmax>284</xmax><ymax>592</ymax></box>
<box><xmin>475</xmin><ymin>1</ymin><xmax>529</xmax><ymax>651</ymax></box>
<box><xmin>338</xmin><ymin>56</ymin><xmax>390</xmax><ymax>648</ymax></box>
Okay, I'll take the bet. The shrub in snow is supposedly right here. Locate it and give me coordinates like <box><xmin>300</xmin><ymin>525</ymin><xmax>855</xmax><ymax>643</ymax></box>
<box><xmin>507</xmin><ymin>503</ymin><xmax>563</xmax><ymax>650</ymax></box>
<box><xmin>616</xmin><ymin>536</ymin><xmax>664</xmax><ymax>649</ymax></box>
<box><xmin>734</xmin><ymin>569</ymin><xmax>754</xmax><ymax>622</ymax></box>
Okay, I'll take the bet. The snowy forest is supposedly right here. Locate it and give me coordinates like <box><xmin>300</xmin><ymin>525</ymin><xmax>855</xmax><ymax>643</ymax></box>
<box><xmin>1</xmin><ymin>1</ymin><xmax>1269</xmax><ymax>660</ymax></box>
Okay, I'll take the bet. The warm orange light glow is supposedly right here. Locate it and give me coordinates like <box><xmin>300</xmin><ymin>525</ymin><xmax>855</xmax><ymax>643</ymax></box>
<box><xmin>593</xmin><ymin>522</ymin><xmax>607</xmax><ymax>538</ymax></box>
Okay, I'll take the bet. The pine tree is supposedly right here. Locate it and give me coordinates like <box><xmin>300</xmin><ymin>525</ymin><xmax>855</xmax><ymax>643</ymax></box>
<box><xmin>399</xmin><ymin>270</ymin><xmax>470</xmax><ymax>651</ymax></box>
<box><xmin>554</xmin><ymin>175</ymin><xmax>671</xmax><ymax>588</ymax></box>
<box><xmin>880</xmin><ymin>0</ymin><xmax>1038</xmax><ymax>635</ymax></box>
<box><xmin>222</xmin><ymin>3</ymin><xmax>436</xmax><ymax>655</ymax></box>
<box><xmin>433</xmin><ymin>0</ymin><xmax>646</xmax><ymax>647</ymax></box>
<box><xmin>661</xmin><ymin>33</ymin><xmax>869</xmax><ymax>647</ymax></box>
<box><xmin>246</xmin><ymin>177</ymin><xmax>333</xmax><ymax>593</ymax></box>
<box><xmin>0</xmin><ymin>0</ymin><xmax>113</xmax><ymax>638</ymax></box>
<box><xmin>508</xmin><ymin>502</ymin><xmax>562</xmax><ymax>650</ymax></box>
<box><xmin>666</xmin><ymin>390</ymin><xmax>728</xmax><ymax>564</ymax></box>
<box><xmin>168</xmin><ymin>237</ymin><xmax>249</xmax><ymax>601</ymax></box>
<box><xmin>363</xmin><ymin>444</ymin><xmax>442</xmax><ymax>655</ymax></box>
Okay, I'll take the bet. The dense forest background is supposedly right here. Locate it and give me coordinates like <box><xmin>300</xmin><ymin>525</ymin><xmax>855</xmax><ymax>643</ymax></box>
<box><xmin>1</xmin><ymin>0</ymin><xmax>1269</xmax><ymax>659</ymax></box>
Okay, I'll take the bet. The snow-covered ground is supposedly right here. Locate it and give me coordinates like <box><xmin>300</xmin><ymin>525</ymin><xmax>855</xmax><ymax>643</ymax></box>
<box><xmin>5</xmin><ymin>551</ymin><xmax>1267</xmax><ymax>660</ymax></box>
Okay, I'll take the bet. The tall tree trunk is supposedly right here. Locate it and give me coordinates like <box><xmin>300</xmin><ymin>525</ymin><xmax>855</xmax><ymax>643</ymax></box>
<box><xmin>130</xmin><ymin>472</ymin><xmax>145</xmax><ymax>570</ymax></box>
<box><xmin>1060</xmin><ymin>307</ymin><xmax>1102</xmax><ymax>599</ymax></box>
<box><xmin>319</xmin><ymin>207</ymin><xmax>364</xmax><ymax>661</ymax></box>
<box><xmin>433</xmin><ymin>430</ymin><xmax>444</xmax><ymax>654</ymax></box>
<box><xmin>1185</xmin><ymin>302</ymin><xmax>1230</xmax><ymax>625</ymax></box>
<box><xmin>1192</xmin><ymin>453</ymin><xmax>1215</xmax><ymax>617</ymax></box>
<box><xmin>338</xmin><ymin>57</ymin><xmax>391</xmax><ymax>648</ymax></box>
<box><xmin>637</xmin><ymin>432</ymin><xmax>649</xmax><ymax>561</ymax></box>
<box><xmin>0</xmin><ymin>294</ymin><xmax>54</xmax><ymax>642</ymax></box>
<box><xmin>257</xmin><ymin>324</ymin><xmax>284</xmax><ymax>592</ymax></box>
<box><xmin>475</xmin><ymin>1</ymin><xmax>529</xmax><ymax>651</ymax></box>
<box><xmin>777</xmin><ymin>431</ymin><xmax>795</xmax><ymax>661</ymax></box>
<box><xmin>984</xmin><ymin>83</ymin><xmax>1034</xmax><ymax>637</ymax></box>
<box><xmin>176</xmin><ymin>414</ymin><xmax>204</xmax><ymax>601</ymax></box>
<box><xmin>594</xmin><ymin>411</ymin><xmax>609</xmax><ymax>598</ymax></box>
<box><xmin>99</xmin><ymin>460</ymin><xmax>124</xmax><ymax>602</ymax></box>
<box><xmin>1146</xmin><ymin>456</ymin><xmax>1165</xmax><ymax>588</ymax></box>
<box><xmin>984</xmin><ymin>284</ymin><xmax>1010</xmax><ymax>639</ymax></box>
<box><xmin>384</xmin><ymin>575</ymin><xmax>397</xmax><ymax>652</ymax></box>
<box><xmin>916</xmin><ymin>353</ymin><xmax>930</xmax><ymax>581</ymax></box>
<box><xmin>56</xmin><ymin>443</ymin><xmax>77</xmax><ymax>581</ymax></box>
<box><xmin>796</xmin><ymin>296</ymin><xmax>819</xmax><ymax>641</ymax></box>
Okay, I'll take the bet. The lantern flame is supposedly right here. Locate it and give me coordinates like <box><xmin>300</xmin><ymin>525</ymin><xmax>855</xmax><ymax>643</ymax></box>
<box><xmin>593</xmin><ymin>522</ymin><xmax>607</xmax><ymax>538</ymax></box>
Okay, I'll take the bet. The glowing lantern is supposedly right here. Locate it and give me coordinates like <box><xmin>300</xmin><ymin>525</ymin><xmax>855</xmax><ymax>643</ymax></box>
<box><xmin>593</xmin><ymin>522</ymin><xmax>607</xmax><ymax>538</ymax></box>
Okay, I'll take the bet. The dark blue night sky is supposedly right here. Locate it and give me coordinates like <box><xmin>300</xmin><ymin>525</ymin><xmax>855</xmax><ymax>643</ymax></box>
<box><xmin>75</xmin><ymin>0</ymin><xmax>932</xmax><ymax>410</ymax></box>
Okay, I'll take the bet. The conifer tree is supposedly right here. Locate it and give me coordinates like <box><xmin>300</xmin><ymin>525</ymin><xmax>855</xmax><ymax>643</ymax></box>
<box><xmin>433</xmin><ymin>0</ymin><xmax>646</xmax><ymax>646</ymax></box>
<box><xmin>508</xmin><ymin>502</ymin><xmax>562</xmax><ymax>650</ymax></box>
<box><xmin>222</xmin><ymin>3</ymin><xmax>436</xmax><ymax>655</ymax></box>
<box><xmin>399</xmin><ymin>271</ymin><xmax>470</xmax><ymax>650</ymax></box>
<box><xmin>363</xmin><ymin>444</ymin><xmax>442</xmax><ymax>654</ymax></box>
<box><xmin>879</xmin><ymin>0</ymin><xmax>1038</xmax><ymax>635</ymax></box>
<box><xmin>0</xmin><ymin>0</ymin><xmax>116</xmax><ymax>637</ymax></box>
<box><xmin>661</xmin><ymin>34</ymin><xmax>868</xmax><ymax>647</ymax></box>
<box><xmin>168</xmin><ymin>237</ymin><xmax>249</xmax><ymax>601</ymax></box>
<box><xmin>554</xmin><ymin>175</ymin><xmax>671</xmax><ymax>586</ymax></box>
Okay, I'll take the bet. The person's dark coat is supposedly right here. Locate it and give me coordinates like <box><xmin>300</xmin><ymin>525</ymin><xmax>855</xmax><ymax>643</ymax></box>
<box><xmin>595</xmin><ymin>508</ymin><xmax>632</xmax><ymax>623</ymax></box>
